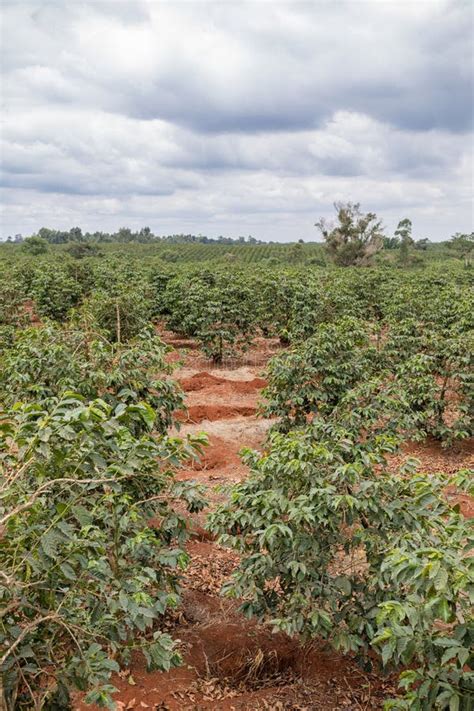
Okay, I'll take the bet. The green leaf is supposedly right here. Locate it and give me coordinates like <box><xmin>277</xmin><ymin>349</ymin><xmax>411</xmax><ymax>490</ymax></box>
<box><xmin>60</xmin><ymin>562</ymin><xmax>76</xmax><ymax>580</ymax></box>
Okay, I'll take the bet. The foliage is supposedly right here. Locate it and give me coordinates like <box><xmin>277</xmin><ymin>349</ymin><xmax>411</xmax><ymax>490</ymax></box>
<box><xmin>22</xmin><ymin>237</ymin><xmax>48</xmax><ymax>256</ymax></box>
<box><xmin>394</xmin><ymin>219</ymin><xmax>413</xmax><ymax>243</ymax></box>
<box><xmin>315</xmin><ymin>202</ymin><xmax>384</xmax><ymax>266</ymax></box>
<box><xmin>0</xmin><ymin>277</ymin><xmax>30</xmax><ymax>359</ymax></box>
<box><xmin>0</xmin><ymin>324</ymin><xmax>184</xmax><ymax>434</ymax></box>
<box><xmin>79</xmin><ymin>286</ymin><xmax>153</xmax><ymax>343</ymax></box>
<box><xmin>0</xmin><ymin>282</ymin><xmax>28</xmax><ymax>331</ymax></box>
<box><xmin>448</xmin><ymin>233</ymin><xmax>474</xmax><ymax>268</ymax></box>
<box><xmin>395</xmin><ymin>219</ymin><xmax>414</xmax><ymax>265</ymax></box>
<box><xmin>160</xmin><ymin>250</ymin><xmax>179</xmax><ymax>263</ymax></box>
<box><xmin>261</xmin><ymin>318</ymin><xmax>376</xmax><ymax>430</ymax></box>
<box><xmin>208</xmin><ymin>423</ymin><xmax>473</xmax><ymax>710</ymax></box>
<box><xmin>37</xmin><ymin>227</ymin><xmax>83</xmax><ymax>244</ymax></box>
<box><xmin>65</xmin><ymin>242</ymin><xmax>102</xmax><ymax>259</ymax></box>
<box><xmin>29</xmin><ymin>266</ymin><xmax>84</xmax><ymax>321</ymax></box>
<box><xmin>381</xmin><ymin>310</ymin><xmax>473</xmax><ymax>445</ymax></box>
<box><xmin>0</xmin><ymin>394</ymin><xmax>206</xmax><ymax>710</ymax></box>
<box><xmin>164</xmin><ymin>271</ymin><xmax>256</xmax><ymax>363</ymax></box>
<box><xmin>262</xmin><ymin>303</ymin><xmax>473</xmax><ymax>445</ymax></box>
<box><xmin>206</xmin><ymin>262</ymin><xmax>473</xmax><ymax>709</ymax></box>
<box><xmin>414</xmin><ymin>238</ymin><xmax>430</xmax><ymax>251</ymax></box>
<box><xmin>383</xmin><ymin>236</ymin><xmax>400</xmax><ymax>250</ymax></box>
<box><xmin>375</xmin><ymin>521</ymin><xmax>474</xmax><ymax>710</ymax></box>
<box><xmin>288</xmin><ymin>243</ymin><xmax>304</xmax><ymax>263</ymax></box>
<box><xmin>1</xmin><ymin>239</ymin><xmax>473</xmax><ymax>710</ymax></box>
<box><xmin>390</xmin><ymin>348</ymin><xmax>472</xmax><ymax>446</ymax></box>
<box><xmin>30</xmin><ymin>227</ymin><xmax>266</xmax><ymax>246</ymax></box>
<box><xmin>253</xmin><ymin>272</ymin><xmax>303</xmax><ymax>342</ymax></box>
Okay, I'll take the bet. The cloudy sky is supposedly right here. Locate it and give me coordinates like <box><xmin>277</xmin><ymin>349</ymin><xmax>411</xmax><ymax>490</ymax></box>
<box><xmin>1</xmin><ymin>0</ymin><xmax>472</xmax><ymax>241</ymax></box>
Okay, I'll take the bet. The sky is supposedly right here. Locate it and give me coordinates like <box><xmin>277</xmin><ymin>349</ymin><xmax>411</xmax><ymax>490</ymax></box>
<box><xmin>0</xmin><ymin>0</ymin><xmax>473</xmax><ymax>242</ymax></box>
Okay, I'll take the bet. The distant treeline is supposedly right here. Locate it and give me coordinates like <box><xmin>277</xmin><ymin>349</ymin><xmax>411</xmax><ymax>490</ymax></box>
<box><xmin>9</xmin><ymin>227</ymin><xmax>268</xmax><ymax>245</ymax></box>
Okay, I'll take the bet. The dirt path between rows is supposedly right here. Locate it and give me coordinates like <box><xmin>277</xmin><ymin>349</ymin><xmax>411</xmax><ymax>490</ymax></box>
<box><xmin>78</xmin><ymin>337</ymin><xmax>473</xmax><ymax>711</ymax></box>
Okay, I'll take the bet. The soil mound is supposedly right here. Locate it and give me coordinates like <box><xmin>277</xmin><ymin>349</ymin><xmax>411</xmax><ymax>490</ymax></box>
<box><xmin>183</xmin><ymin>622</ymin><xmax>298</xmax><ymax>684</ymax></box>
<box><xmin>185</xmin><ymin>435</ymin><xmax>239</xmax><ymax>471</ymax></box>
<box><xmin>179</xmin><ymin>371</ymin><xmax>267</xmax><ymax>393</ymax></box>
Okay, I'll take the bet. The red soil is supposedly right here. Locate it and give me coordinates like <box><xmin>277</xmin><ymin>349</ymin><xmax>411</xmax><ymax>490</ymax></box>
<box><xmin>78</xmin><ymin>334</ymin><xmax>473</xmax><ymax>710</ymax></box>
<box><xmin>21</xmin><ymin>299</ymin><xmax>42</xmax><ymax>326</ymax></box>
<box><xmin>179</xmin><ymin>403</ymin><xmax>257</xmax><ymax>423</ymax></box>
<box><xmin>179</xmin><ymin>372</ymin><xmax>267</xmax><ymax>394</ymax></box>
<box><xmin>183</xmin><ymin>434</ymin><xmax>240</xmax><ymax>472</ymax></box>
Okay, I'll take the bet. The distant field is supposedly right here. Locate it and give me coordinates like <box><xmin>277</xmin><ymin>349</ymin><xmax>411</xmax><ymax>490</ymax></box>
<box><xmin>97</xmin><ymin>241</ymin><xmax>328</xmax><ymax>263</ymax></box>
<box><xmin>0</xmin><ymin>239</ymin><xmax>458</xmax><ymax>266</ymax></box>
<box><xmin>0</xmin><ymin>241</ymin><xmax>457</xmax><ymax>267</ymax></box>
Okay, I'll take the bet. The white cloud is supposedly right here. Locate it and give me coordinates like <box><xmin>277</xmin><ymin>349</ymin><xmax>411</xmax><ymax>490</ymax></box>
<box><xmin>0</xmin><ymin>0</ymin><xmax>472</xmax><ymax>240</ymax></box>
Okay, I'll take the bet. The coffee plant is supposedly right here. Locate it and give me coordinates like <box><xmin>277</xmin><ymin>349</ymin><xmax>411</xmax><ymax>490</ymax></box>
<box><xmin>0</xmin><ymin>323</ymin><xmax>184</xmax><ymax>434</ymax></box>
<box><xmin>1</xmin><ymin>242</ymin><xmax>473</xmax><ymax>710</ymax></box>
<box><xmin>80</xmin><ymin>286</ymin><xmax>153</xmax><ymax>343</ymax></box>
<box><xmin>29</xmin><ymin>266</ymin><xmax>84</xmax><ymax>322</ymax></box>
<box><xmin>261</xmin><ymin>318</ymin><xmax>377</xmax><ymax>430</ymax></box>
<box><xmin>208</xmin><ymin>424</ymin><xmax>473</xmax><ymax>710</ymax></box>
<box><xmin>0</xmin><ymin>394</ymin><xmax>206</xmax><ymax>709</ymax></box>
<box><xmin>163</xmin><ymin>270</ymin><xmax>256</xmax><ymax>362</ymax></box>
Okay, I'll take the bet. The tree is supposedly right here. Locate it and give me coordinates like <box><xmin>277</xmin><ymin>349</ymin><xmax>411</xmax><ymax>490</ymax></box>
<box><xmin>22</xmin><ymin>236</ymin><xmax>48</xmax><ymax>256</ymax></box>
<box><xmin>414</xmin><ymin>238</ymin><xmax>430</xmax><ymax>251</ymax></box>
<box><xmin>117</xmin><ymin>227</ymin><xmax>134</xmax><ymax>243</ymax></box>
<box><xmin>448</xmin><ymin>232</ymin><xmax>474</xmax><ymax>268</ymax></box>
<box><xmin>68</xmin><ymin>226</ymin><xmax>84</xmax><ymax>242</ymax></box>
<box><xmin>395</xmin><ymin>219</ymin><xmax>414</xmax><ymax>265</ymax></box>
<box><xmin>315</xmin><ymin>203</ymin><xmax>384</xmax><ymax>266</ymax></box>
<box><xmin>138</xmin><ymin>226</ymin><xmax>154</xmax><ymax>242</ymax></box>
<box><xmin>383</xmin><ymin>236</ymin><xmax>400</xmax><ymax>250</ymax></box>
<box><xmin>37</xmin><ymin>228</ymin><xmax>69</xmax><ymax>244</ymax></box>
<box><xmin>394</xmin><ymin>218</ymin><xmax>413</xmax><ymax>243</ymax></box>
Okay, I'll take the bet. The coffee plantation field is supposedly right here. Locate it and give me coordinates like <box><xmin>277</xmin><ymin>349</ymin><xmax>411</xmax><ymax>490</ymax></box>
<box><xmin>0</xmin><ymin>242</ymin><xmax>472</xmax><ymax>710</ymax></box>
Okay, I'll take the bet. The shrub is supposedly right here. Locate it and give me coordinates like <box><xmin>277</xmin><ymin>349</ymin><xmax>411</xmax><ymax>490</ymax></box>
<box><xmin>208</xmin><ymin>424</ymin><xmax>473</xmax><ymax>710</ymax></box>
<box><xmin>80</xmin><ymin>286</ymin><xmax>153</xmax><ymax>343</ymax></box>
<box><xmin>22</xmin><ymin>236</ymin><xmax>48</xmax><ymax>256</ymax></box>
<box><xmin>30</xmin><ymin>267</ymin><xmax>83</xmax><ymax>321</ymax></box>
<box><xmin>382</xmin><ymin>322</ymin><xmax>473</xmax><ymax>445</ymax></box>
<box><xmin>65</xmin><ymin>242</ymin><xmax>102</xmax><ymax>259</ymax></box>
<box><xmin>160</xmin><ymin>250</ymin><xmax>179</xmax><ymax>263</ymax></box>
<box><xmin>0</xmin><ymin>324</ymin><xmax>184</xmax><ymax>434</ymax></box>
<box><xmin>164</xmin><ymin>272</ymin><xmax>256</xmax><ymax>363</ymax></box>
<box><xmin>0</xmin><ymin>394</ymin><xmax>206</xmax><ymax>709</ymax></box>
<box><xmin>262</xmin><ymin>318</ymin><xmax>377</xmax><ymax>430</ymax></box>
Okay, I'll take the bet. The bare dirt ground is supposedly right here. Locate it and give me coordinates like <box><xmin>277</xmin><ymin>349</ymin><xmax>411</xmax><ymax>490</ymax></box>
<box><xmin>77</xmin><ymin>336</ymin><xmax>473</xmax><ymax>710</ymax></box>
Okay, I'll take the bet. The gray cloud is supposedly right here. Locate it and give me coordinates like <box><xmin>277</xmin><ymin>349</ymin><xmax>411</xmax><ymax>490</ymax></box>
<box><xmin>0</xmin><ymin>0</ymin><xmax>472</xmax><ymax>240</ymax></box>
